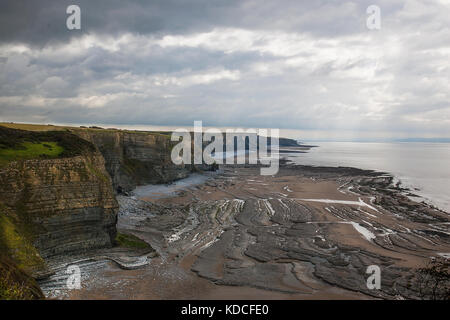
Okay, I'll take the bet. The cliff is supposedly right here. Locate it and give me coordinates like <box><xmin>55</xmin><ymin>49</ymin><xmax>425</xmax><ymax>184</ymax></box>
<box><xmin>0</xmin><ymin>126</ymin><xmax>118</xmax><ymax>282</ymax></box>
<box><xmin>72</xmin><ymin>128</ymin><xmax>191</xmax><ymax>193</ymax></box>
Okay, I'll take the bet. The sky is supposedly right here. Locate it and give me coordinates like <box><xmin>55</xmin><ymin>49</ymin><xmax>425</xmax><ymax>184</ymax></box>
<box><xmin>0</xmin><ymin>0</ymin><xmax>449</xmax><ymax>140</ymax></box>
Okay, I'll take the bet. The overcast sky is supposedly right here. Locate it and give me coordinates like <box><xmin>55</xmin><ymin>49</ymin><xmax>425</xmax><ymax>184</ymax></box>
<box><xmin>0</xmin><ymin>0</ymin><xmax>449</xmax><ymax>140</ymax></box>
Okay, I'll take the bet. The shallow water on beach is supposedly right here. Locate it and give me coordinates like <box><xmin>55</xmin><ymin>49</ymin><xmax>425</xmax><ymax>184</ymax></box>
<box><xmin>287</xmin><ymin>142</ymin><xmax>450</xmax><ymax>212</ymax></box>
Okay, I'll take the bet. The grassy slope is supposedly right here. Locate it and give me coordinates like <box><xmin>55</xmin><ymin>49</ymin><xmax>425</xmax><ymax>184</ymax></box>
<box><xmin>0</xmin><ymin>208</ymin><xmax>45</xmax><ymax>271</ymax></box>
<box><xmin>0</xmin><ymin>254</ymin><xmax>44</xmax><ymax>300</ymax></box>
<box><xmin>0</xmin><ymin>202</ymin><xmax>46</xmax><ymax>300</ymax></box>
<box><xmin>0</xmin><ymin>141</ymin><xmax>63</xmax><ymax>164</ymax></box>
<box><xmin>0</xmin><ymin>125</ymin><xmax>96</xmax><ymax>168</ymax></box>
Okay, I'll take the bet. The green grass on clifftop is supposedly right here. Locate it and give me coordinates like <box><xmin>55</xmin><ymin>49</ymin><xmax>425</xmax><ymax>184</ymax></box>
<box><xmin>0</xmin><ymin>141</ymin><xmax>63</xmax><ymax>164</ymax></box>
<box><xmin>0</xmin><ymin>126</ymin><xmax>96</xmax><ymax>167</ymax></box>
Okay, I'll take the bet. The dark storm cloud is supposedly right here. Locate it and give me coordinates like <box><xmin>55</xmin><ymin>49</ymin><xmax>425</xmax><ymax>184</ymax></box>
<box><xmin>0</xmin><ymin>0</ymin><xmax>401</xmax><ymax>46</ymax></box>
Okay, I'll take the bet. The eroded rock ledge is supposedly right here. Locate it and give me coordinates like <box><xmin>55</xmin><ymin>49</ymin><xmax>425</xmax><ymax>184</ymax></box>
<box><xmin>107</xmin><ymin>165</ymin><xmax>449</xmax><ymax>300</ymax></box>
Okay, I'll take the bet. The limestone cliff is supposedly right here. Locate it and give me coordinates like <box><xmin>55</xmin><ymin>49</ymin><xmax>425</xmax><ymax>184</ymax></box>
<box><xmin>0</xmin><ymin>126</ymin><xmax>118</xmax><ymax>280</ymax></box>
<box><xmin>73</xmin><ymin>129</ymin><xmax>191</xmax><ymax>192</ymax></box>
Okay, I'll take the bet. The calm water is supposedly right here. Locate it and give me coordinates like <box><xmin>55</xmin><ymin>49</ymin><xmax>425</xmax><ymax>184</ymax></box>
<box><xmin>286</xmin><ymin>142</ymin><xmax>450</xmax><ymax>212</ymax></box>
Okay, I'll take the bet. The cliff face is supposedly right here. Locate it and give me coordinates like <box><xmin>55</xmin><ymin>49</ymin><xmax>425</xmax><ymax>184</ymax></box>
<box><xmin>0</xmin><ymin>155</ymin><xmax>118</xmax><ymax>266</ymax></box>
<box><xmin>0</xmin><ymin>127</ymin><xmax>118</xmax><ymax>279</ymax></box>
<box><xmin>74</xmin><ymin>129</ymin><xmax>191</xmax><ymax>192</ymax></box>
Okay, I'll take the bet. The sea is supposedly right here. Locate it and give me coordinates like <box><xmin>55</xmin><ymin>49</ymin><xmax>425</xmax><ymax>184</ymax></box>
<box><xmin>285</xmin><ymin>142</ymin><xmax>450</xmax><ymax>213</ymax></box>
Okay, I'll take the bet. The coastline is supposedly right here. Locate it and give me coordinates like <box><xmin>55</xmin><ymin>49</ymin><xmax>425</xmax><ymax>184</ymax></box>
<box><xmin>285</xmin><ymin>141</ymin><xmax>450</xmax><ymax>213</ymax></box>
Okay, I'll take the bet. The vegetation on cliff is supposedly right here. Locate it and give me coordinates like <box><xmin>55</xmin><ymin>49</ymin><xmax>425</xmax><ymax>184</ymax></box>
<box><xmin>0</xmin><ymin>255</ymin><xmax>44</xmax><ymax>300</ymax></box>
<box><xmin>0</xmin><ymin>141</ymin><xmax>63</xmax><ymax>164</ymax></box>
<box><xmin>0</xmin><ymin>202</ymin><xmax>45</xmax><ymax>300</ymax></box>
<box><xmin>0</xmin><ymin>126</ymin><xmax>96</xmax><ymax>167</ymax></box>
<box><xmin>114</xmin><ymin>232</ymin><xmax>151</xmax><ymax>249</ymax></box>
<box><xmin>0</xmin><ymin>204</ymin><xmax>45</xmax><ymax>272</ymax></box>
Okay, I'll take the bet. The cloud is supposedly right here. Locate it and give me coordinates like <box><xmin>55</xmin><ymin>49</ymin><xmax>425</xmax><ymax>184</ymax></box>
<box><xmin>0</xmin><ymin>0</ymin><xmax>449</xmax><ymax>139</ymax></box>
<box><xmin>0</xmin><ymin>0</ymin><xmax>379</xmax><ymax>46</ymax></box>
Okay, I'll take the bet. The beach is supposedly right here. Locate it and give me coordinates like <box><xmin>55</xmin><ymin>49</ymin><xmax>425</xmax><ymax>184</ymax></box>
<box><xmin>40</xmin><ymin>162</ymin><xmax>450</xmax><ymax>300</ymax></box>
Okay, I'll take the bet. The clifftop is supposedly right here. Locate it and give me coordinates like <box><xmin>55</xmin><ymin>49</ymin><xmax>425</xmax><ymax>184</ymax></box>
<box><xmin>0</xmin><ymin>125</ymin><xmax>96</xmax><ymax>168</ymax></box>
